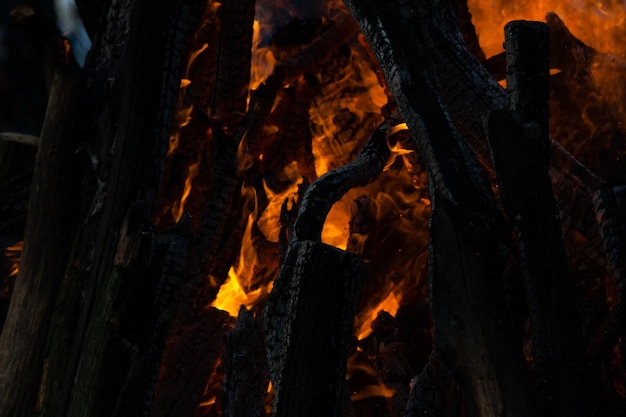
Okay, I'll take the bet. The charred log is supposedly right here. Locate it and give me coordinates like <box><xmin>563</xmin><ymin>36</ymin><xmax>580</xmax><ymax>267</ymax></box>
<box><xmin>222</xmin><ymin>306</ymin><xmax>268</xmax><ymax>417</ymax></box>
<box><xmin>489</xmin><ymin>20</ymin><xmax>589</xmax><ymax>414</ymax></box>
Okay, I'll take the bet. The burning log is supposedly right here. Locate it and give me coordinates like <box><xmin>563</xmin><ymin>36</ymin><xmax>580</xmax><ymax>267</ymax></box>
<box><xmin>405</xmin><ymin>353</ymin><xmax>451</xmax><ymax>417</ymax></box>
<box><xmin>489</xmin><ymin>21</ymin><xmax>589</xmax><ymax>413</ymax></box>
<box><xmin>264</xmin><ymin>115</ymin><xmax>396</xmax><ymax>417</ymax></box>
<box><xmin>0</xmin><ymin>67</ymin><xmax>91</xmax><ymax>416</ymax></box>
<box><xmin>221</xmin><ymin>306</ymin><xmax>268</xmax><ymax>417</ymax></box>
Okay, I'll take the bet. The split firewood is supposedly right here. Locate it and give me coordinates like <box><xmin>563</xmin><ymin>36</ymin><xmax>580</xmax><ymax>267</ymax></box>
<box><xmin>370</xmin><ymin>312</ymin><xmax>412</xmax><ymax>417</ymax></box>
<box><xmin>343</xmin><ymin>2</ymin><xmax>539</xmax><ymax>416</ymax></box>
<box><xmin>291</xmin><ymin>112</ymin><xmax>396</xmax><ymax>242</ymax></box>
<box><xmin>150</xmin><ymin>308</ymin><xmax>234</xmax><ymax>417</ymax></box>
<box><xmin>589</xmin><ymin>186</ymin><xmax>626</xmax><ymax>360</ymax></box>
<box><xmin>347</xmin><ymin>195</ymin><xmax>377</xmax><ymax>256</ymax></box>
<box><xmin>405</xmin><ymin>353</ymin><xmax>451</xmax><ymax>417</ymax></box>
<box><xmin>489</xmin><ymin>20</ymin><xmax>590</xmax><ymax>411</ymax></box>
<box><xmin>253</xmin><ymin>78</ymin><xmax>320</xmax><ymax>189</ymax></box>
<box><xmin>240</xmin><ymin>12</ymin><xmax>360</xmax><ymax>154</ymax></box>
<box><xmin>209</xmin><ymin>0</ymin><xmax>255</xmax><ymax>135</ymax></box>
<box><xmin>546</xmin><ymin>12</ymin><xmax>626</xmax><ymax>74</ymax></box>
<box><xmin>350</xmin><ymin>0</ymin><xmax>608</xmax><ymax>281</ymax></box>
<box><xmin>264</xmin><ymin>115</ymin><xmax>397</xmax><ymax>417</ymax></box>
<box><xmin>222</xmin><ymin>306</ymin><xmax>268</xmax><ymax>417</ymax></box>
<box><xmin>0</xmin><ymin>132</ymin><xmax>40</xmax><ymax>146</ymax></box>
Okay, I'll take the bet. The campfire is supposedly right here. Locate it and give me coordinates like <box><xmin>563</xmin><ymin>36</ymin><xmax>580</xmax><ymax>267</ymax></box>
<box><xmin>0</xmin><ymin>0</ymin><xmax>624</xmax><ymax>416</ymax></box>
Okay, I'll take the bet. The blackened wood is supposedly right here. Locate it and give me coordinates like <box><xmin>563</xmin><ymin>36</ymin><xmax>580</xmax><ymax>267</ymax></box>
<box><xmin>0</xmin><ymin>69</ymin><xmax>87</xmax><ymax>417</ymax></box>
<box><xmin>589</xmin><ymin>186</ymin><xmax>626</xmax><ymax>359</ymax></box>
<box><xmin>151</xmin><ymin>308</ymin><xmax>234</xmax><ymax>417</ymax></box>
<box><xmin>0</xmin><ymin>142</ymin><xmax>35</xmax><ymax>236</ymax></box>
<box><xmin>33</xmin><ymin>1</ymin><xmax>208</xmax><ymax>416</ymax></box>
<box><xmin>110</xmin><ymin>213</ymin><xmax>193</xmax><ymax>417</ymax></box>
<box><xmin>240</xmin><ymin>12</ymin><xmax>360</xmax><ymax>155</ymax></box>
<box><xmin>222</xmin><ymin>306</ymin><xmax>268</xmax><ymax>417</ymax></box>
<box><xmin>182</xmin><ymin>0</ymin><xmax>257</xmax><ymax>303</ymax></box>
<box><xmin>254</xmin><ymin>79</ymin><xmax>320</xmax><ymax>187</ymax></box>
<box><xmin>344</xmin><ymin>3</ymin><xmax>537</xmax><ymax>416</ymax></box>
<box><xmin>371</xmin><ymin>312</ymin><xmax>411</xmax><ymax>417</ymax></box>
<box><xmin>75</xmin><ymin>0</ymin><xmax>106</xmax><ymax>39</ymax></box>
<box><xmin>293</xmin><ymin>114</ymin><xmax>394</xmax><ymax>242</ymax></box>
<box><xmin>504</xmin><ymin>21</ymin><xmax>550</xmax><ymax>140</ymax></box>
<box><xmin>546</xmin><ymin>12</ymin><xmax>626</xmax><ymax>74</ymax></box>
<box><xmin>405</xmin><ymin>353</ymin><xmax>450</xmax><ymax>417</ymax></box>
<box><xmin>264</xmin><ymin>240</ymin><xmax>367</xmax><ymax>417</ymax></box>
<box><xmin>346</xmin><ymin>0</ymin><xmax>608</xmax><ymax>278</ymax></box>
<box><xmin>491</xmin><ymin>21</ymin><xmax>588</xmax><ymax>415</ymax></box>
<box><xmin>429</xmin><ymin>193</ymin><xmax>536</xmax><ymax>417</ymax></box>
<box><xmin>450</xmin><ymin>0</ymin><xmax>486</xmax><ymax>62</ymax></box>
<box><xmin>211</xmin><ymin>0</ymin><xmax>255</xmax><ymax>135</ymax></box>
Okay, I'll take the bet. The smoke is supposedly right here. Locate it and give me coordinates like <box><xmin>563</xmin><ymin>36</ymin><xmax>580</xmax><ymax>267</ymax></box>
<box><xmin>54</xmin><ymin>0</ymin><xmax>91</xmax><ymax>66</ymax></box>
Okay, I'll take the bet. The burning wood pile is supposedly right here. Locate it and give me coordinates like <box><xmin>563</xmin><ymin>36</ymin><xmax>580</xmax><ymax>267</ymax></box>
<box><xmin>0</xmin><ymin>0</ymin><xmax>625</xmax><ymax>416</ymax></box>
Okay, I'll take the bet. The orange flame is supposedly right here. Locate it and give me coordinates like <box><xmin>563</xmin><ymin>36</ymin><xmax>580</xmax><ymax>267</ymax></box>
<box><xmin>469</xmin><ymin>0</ymin><xmax>626</xmax><ymax>58</ymax></box>
<box><xmin>354</xmin><ymin>292</ymin><xmax>401</xmax><ymax>340</ymax></box>
<box><xmin>171</xmin><ymin>158</ymin><xmax>201</xmax><ymax>222</ymax></box>
<box><xmin>4</xmin><ymin>241</ymin><xmax>23</xmax><ymax>280</ymax></box>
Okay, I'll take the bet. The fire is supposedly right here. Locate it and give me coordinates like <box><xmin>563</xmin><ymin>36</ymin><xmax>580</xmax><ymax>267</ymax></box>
<box><xmin>468</xmin><ymin>0</ymin><xmax>626</xmax><ymax>58</ymax></box>
<box><xmin>3</xmin><ymin>241</ymin><xmax>22</xmax><ymax>281</ymax></box>
<box><xmin>250</xmin><ymin>20</ymin><xmax>277</xmax><ymax>91</ymax></box>
<box><xmin>171</xmin><ymin>158</ymin><xmax>201</xmax><ymax>222</ymax></box>
<box><xmin>354</xmin><ymin>292</ymin><xmax>401</xmax><ymax>340</ymax></box>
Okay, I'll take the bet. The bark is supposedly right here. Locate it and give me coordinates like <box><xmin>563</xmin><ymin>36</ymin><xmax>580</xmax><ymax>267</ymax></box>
<box><xmin>405</xmin><ymin>353</ymin><xmax>451</xmax><ymax>417</ymax></box>
<box><xmin>264</xmin><ymin>114</ymin><xmax>394</xmax><ymax>417</ymax></box>
<box><xmin>0</xmin><ymin>1</ymin><xmax>208</xmax><ymax>416</ymax></box>
<box><xmin>222</xmin><ymin>306</ymin><xmax>268</xmax><ymax>417</ymax></box>
<box><xmin>0</xmin><ymin>68</ymin><xmax>88</xmax><ymax>417</ymax></box>
<box><xmin>489</xmin><ymin>21</ymin><xmax>589</xmax><ymax>415</ymax></box>
<box><xmin>589</xmin><ymin>186</ymin><xmax>626</xmax><ymax>359</ymax></box>
<box><xmin>264</xmin><ymin>240</ymin><xmax>367</xmax><ymax>417</ymax></box>
<box><xmin>343</xmin><ymin>2</ymin><xmax>537</xmax><ymax>416</ymax></box>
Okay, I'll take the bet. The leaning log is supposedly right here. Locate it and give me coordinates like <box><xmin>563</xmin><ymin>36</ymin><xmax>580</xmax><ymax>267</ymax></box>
<box><xmin>0</xmin><ymin>68</ymin><xmax>88</xmax><ymax>417</ymax></box>
<box><xmin>343</xmin><ymin>1</ymin><xmax>537</xmax><ymax>416</ymax></box>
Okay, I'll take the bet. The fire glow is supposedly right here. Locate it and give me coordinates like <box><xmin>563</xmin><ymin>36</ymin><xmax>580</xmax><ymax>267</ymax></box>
<box><xmin>159</xmin><ymin>0</ymin><xmax>625</xmax><ymax>411</ymax></box>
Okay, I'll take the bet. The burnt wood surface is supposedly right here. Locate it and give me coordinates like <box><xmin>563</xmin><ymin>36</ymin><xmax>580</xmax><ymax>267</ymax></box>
<box><xmin>264</xmin><ymin>240</ymin><xmax>367</xmax><ymax>417</ymax></box>
<box><xmin>489</xmin><ymin>21</ymin><xmax>588</xmax><ymax>415</ymax></box>
<box><xmin>222</xmin><ymin>306</ymin><xmax>268</xmax><ymax>417</ymax></box>
<box><xmin>0</xmin><ymin>69</ymin><xmax>88</xmax><ymax>417</ymax></box>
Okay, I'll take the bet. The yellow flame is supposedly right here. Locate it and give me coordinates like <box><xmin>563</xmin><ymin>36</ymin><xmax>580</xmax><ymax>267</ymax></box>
<box><xmin>171</xmin><ymin>158</ymin><xmax>201</xmax><ymax>222</ymax></box>
<box><xmin>354</xmin><ymin>292</ymin><xmax>401</xmax><ymax>340</ymax></box>
<box><xmin>469</xmin><ymin>0</ymin><xmax>626</xmax><ymax>58</ymax></box>
<box><xmin>250</xmin><ymin>20</ymin><xmax>277</xmax><ymax>91</ymax></box>
<box><xmin>4</xmin><ymin>241</ymin><xmax>23</xmax><ymax>280</ymax></box>
<box><xmin>351</xmin><ymin>384</ymin><xmax>396</xmax><ymax>401</ymax></box>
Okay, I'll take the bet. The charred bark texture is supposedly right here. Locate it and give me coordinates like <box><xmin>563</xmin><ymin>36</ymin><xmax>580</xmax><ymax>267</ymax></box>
<box><xmin>264</xmin><ymin>240</ymin><xmax>367</xmax><ymax>417</ymax></box>
<box><xmin>222</xmin><ymin>306</ymin><xmax>268</xmax><ymax>417</ymax></box>
<box><xmin>0</xmin><ymin>69</ymin><xmax>87</xmax><ymax>417</ymax></box>
<box><xmin>343</xmin><ymin>1</ymin><xmax>536</xmax><ymax>416</ymax></box>
<box><xmin>489</xmin><ymin>21</ymin><xmax>588</xmax><ymax>415</ymax></box>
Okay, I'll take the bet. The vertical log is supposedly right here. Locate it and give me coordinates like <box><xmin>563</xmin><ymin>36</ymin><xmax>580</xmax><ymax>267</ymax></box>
<box><xmin>265</xmin><ymin>241</ymin><xmax>367</xmax><ymax>417</ymax></box>
<box><xmin>265</xmin><ymin>117</ymin><xmax>391</xmax><ymax>417</ymax></box>
<box><xmin>222</xmin><ymin>306</ymin><xmax>268</xmax><ymax>417</ymax></box>
<box><xmin>343</xmin><ymin>2</ymin><xmax>536</xmax><ymax>416</ymax></box>
<box><xmin>489</xmin><ymin>20</ymin><xmax>588</xmax><ymax>416</ymax></box>
<box><xmin>0</xmin><ymin>69</ymin><xmax>87</xmax><ymax>417</ymax></box>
